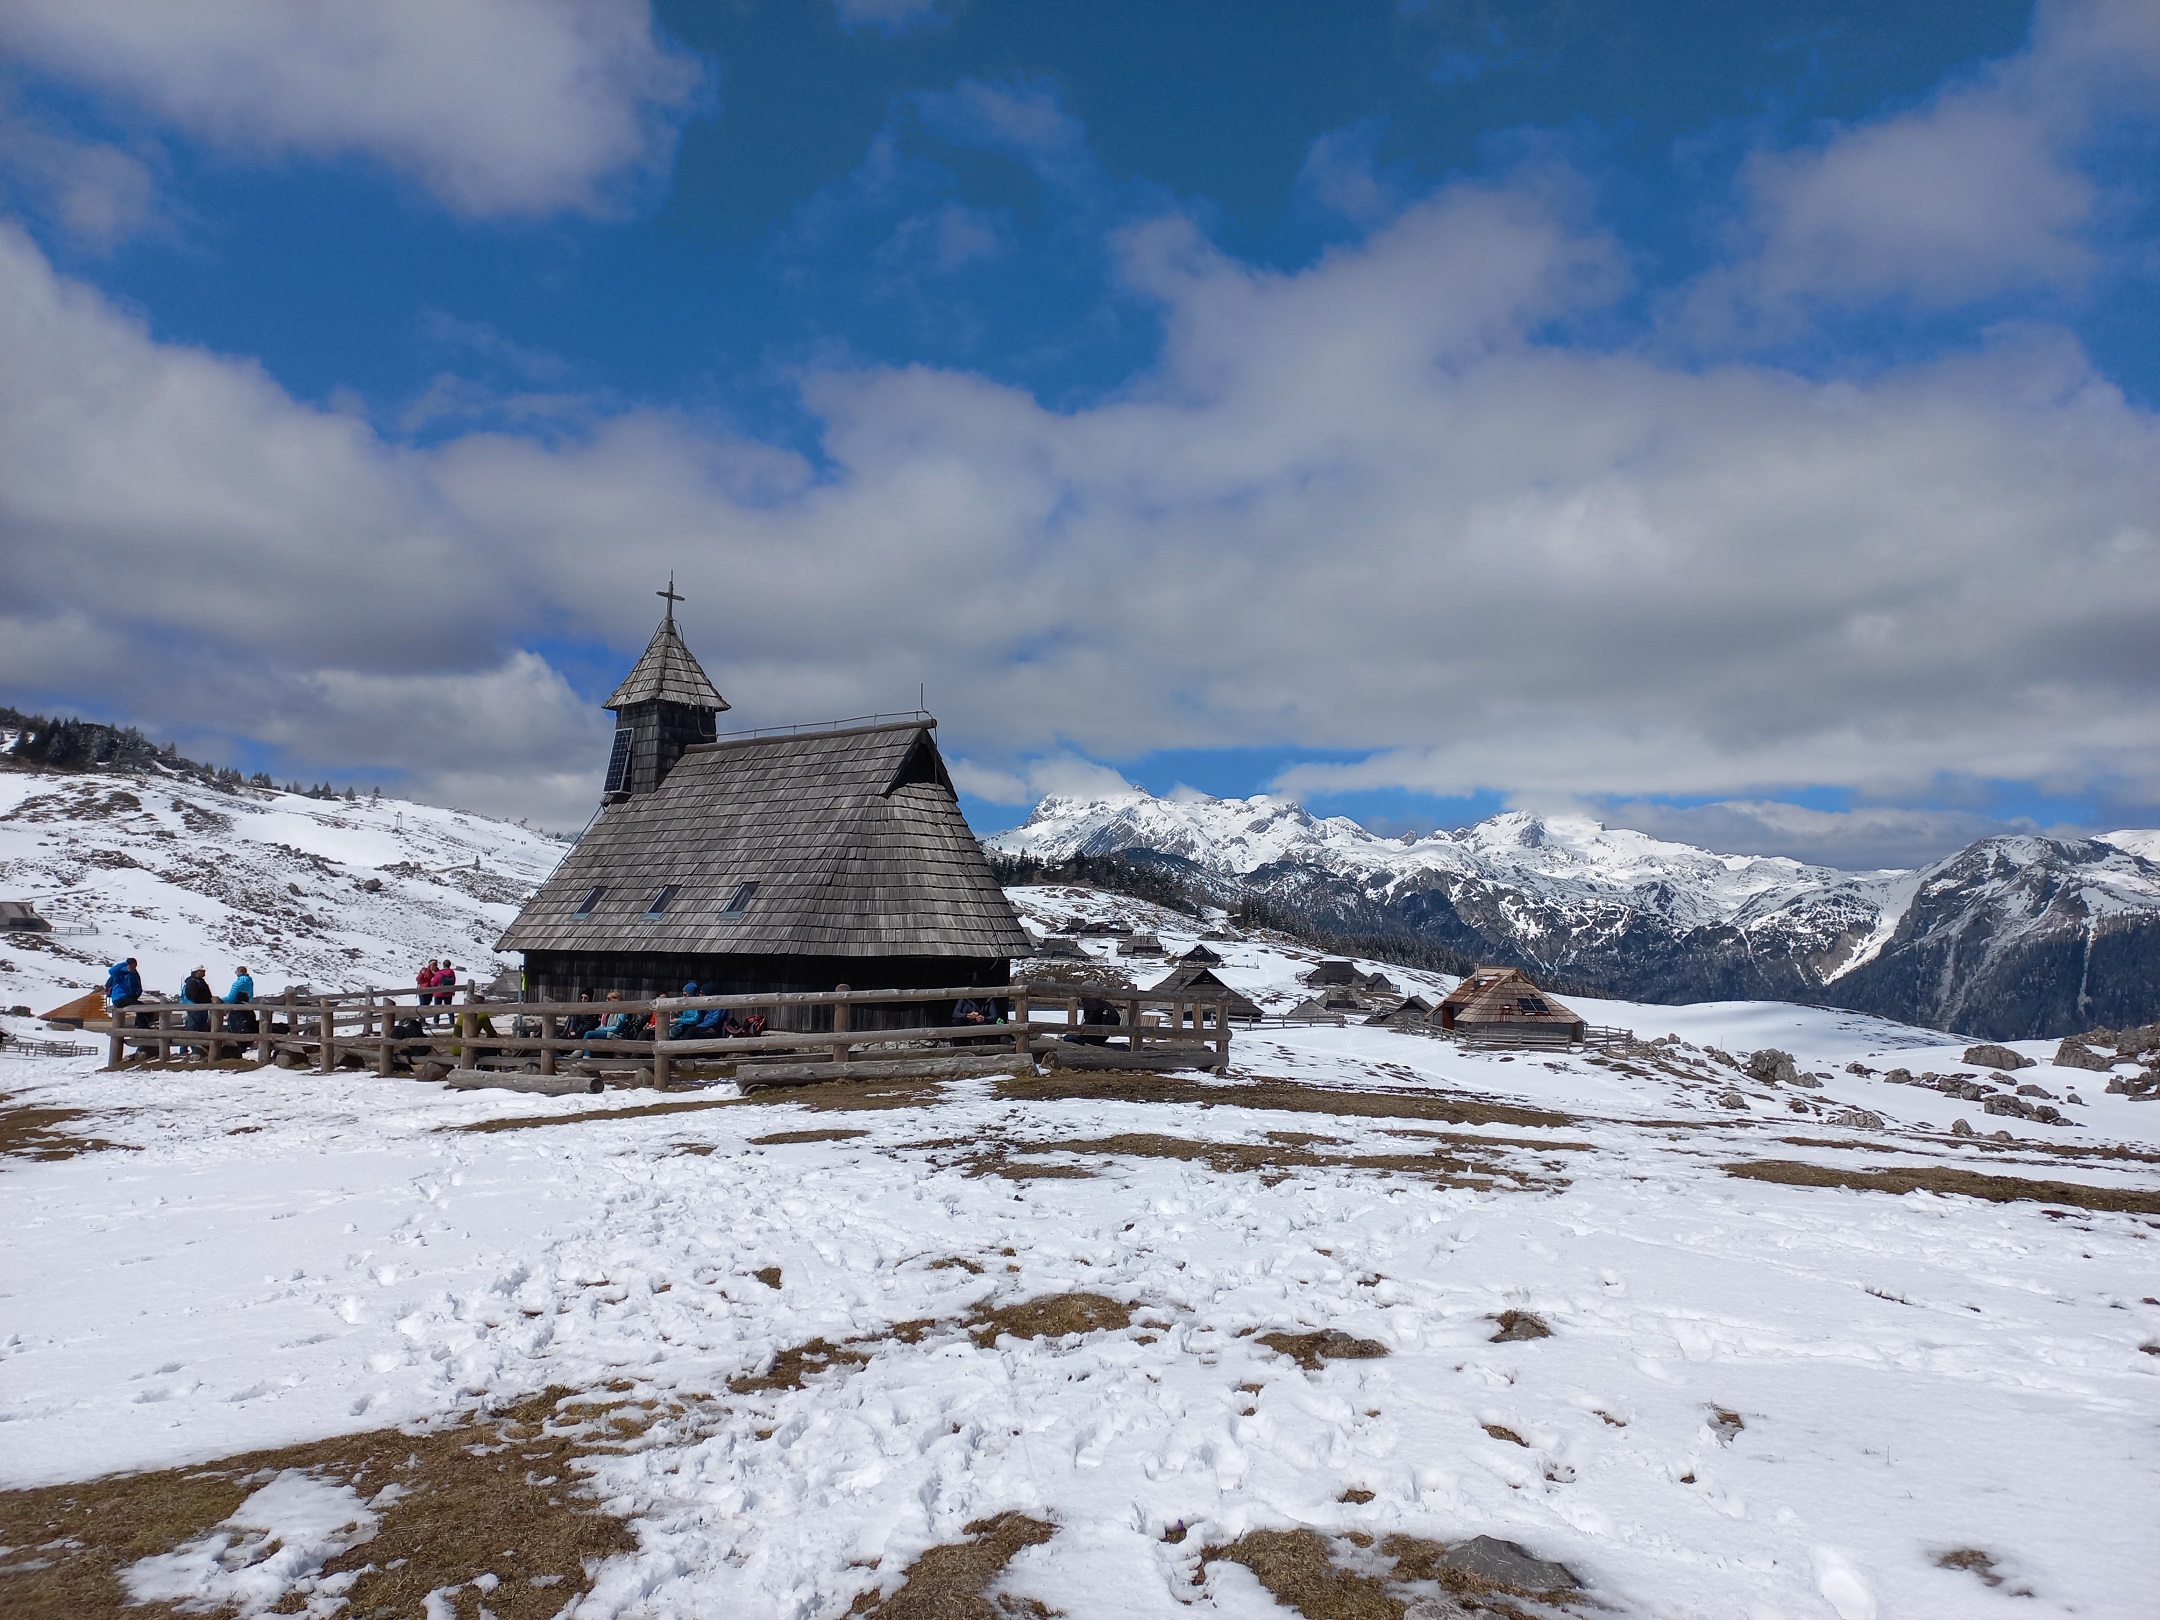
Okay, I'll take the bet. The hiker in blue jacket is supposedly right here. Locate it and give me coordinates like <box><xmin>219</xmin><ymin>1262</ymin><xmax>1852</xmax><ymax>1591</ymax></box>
<box><xmin>105</xmin><ymin>958</ymin><xmax>142</xmax><ymax>1009</ymax></box>
<box><xmin>667</xmin><ymin>983</ymin><xmax>705</xmax><ymax>1040</ymax></box>
<box><xmin>222</xmin><ymin>966</ymin><xmax>256</xmax><ymax>1035</ymax></box>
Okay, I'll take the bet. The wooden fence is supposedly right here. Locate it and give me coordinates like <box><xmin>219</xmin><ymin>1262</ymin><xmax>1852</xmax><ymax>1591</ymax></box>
<box><xmin>92</xmin><ymin>980</ymin><xmax>1235</xmax><ymax>1088</ymax></box>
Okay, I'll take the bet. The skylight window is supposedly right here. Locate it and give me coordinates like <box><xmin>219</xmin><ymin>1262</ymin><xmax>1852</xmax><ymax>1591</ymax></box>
<box><xmin>572</xmin><ymin>885</ymin><xmax>608</xmax><ymax>916</ymax></box>
<box><xmin>719</xmin><ymin>881</ymin><xmax>758</xmax><ymax>917</ymax></box>
<box><xmin>643</xmin><ymin>884</ymin><xmax>679</xmax><ymax>917</ymax></box>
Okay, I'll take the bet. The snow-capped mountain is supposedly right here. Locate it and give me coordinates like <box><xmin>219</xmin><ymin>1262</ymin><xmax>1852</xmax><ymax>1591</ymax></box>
<box><xmin>0</xmin><ymin>768</ymin><xmax>567</xmax><ymax>1012</ymax></box>
<box><xmin>988</xmin><ymin>791</ymin><xmax>2160</xmax><ymax>1039</ymax></box>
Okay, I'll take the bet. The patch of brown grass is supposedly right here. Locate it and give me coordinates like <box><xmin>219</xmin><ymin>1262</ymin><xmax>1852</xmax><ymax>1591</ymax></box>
<box><xmin>1482</xmin><ymin>1423</ymin><xmax>1528</xmax><ymax>1446</ymax></box>
<box><xmin>1257</xmin><ymin>1329</ymin><xmax>1389</xmax><ymax>1371</ymax></box>
<box><xmin>849</xmin><ymin>1512</ymin><xmax>1057</xmax><ymax>1618</ymax></box>
<box><xmin>991</xmin><ymin>1072</ymin><xmax>1574</xmax><ymax>1129</ymax></box>
<box><xmin>753</xmin><ymin>1265</ymin><xmax>783</xmax><ymax>1289</ymax></box>
<box><xmin>727</xmin><ymin>1336</ymin><xmax>866</xmax><ymax>1394</ymax></box>
<box><xmin>1001</xmin><ymin>1132</ymin><xmax>1550</xmax><ymax>1192</ymax></box>
<box><xmin>1724</xmin><ymin>1159</ymin><xmax>2160</xmax><ymax>1214</ymax></box>
<box><xmin>749</xmin><ymin>1128</ymin><xmax>870</xmax><ymax>1145</ymax></box>
<box><xmin>927</xmin><ymin>1255</ymin><xmax>985</xmax><ymax>1274</ymax></box>
<box><xmin>1777</xmin><ymin>1136</ymin><xmax>1901</xmax><ymax>1153</ymax></box>
<box><xmin>1201</xmin><ymin>1528</ymin><xmax>1401</xmax><ymax>1620</ymax></box>
<box><xmin>0</xmin><ymin>1095</ymin><xmax>134</xmax><ymax>1163</ymax></box>
<box><xmin>966</xmin><ymin>1292</ymin><xmax>1132</xmax><ymax>1346</ymax></box>
<box><xmin>0</xmin><ymin>1387</ymin><xmax>642</xmax><ymax>1620</ymax></box>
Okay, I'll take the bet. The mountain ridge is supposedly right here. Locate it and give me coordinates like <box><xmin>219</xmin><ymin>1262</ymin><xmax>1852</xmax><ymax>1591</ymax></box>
<box><xmin>986</xmin><ymin>791</ymin><xmax>2160</xmax><ymax>1039</ymax></box>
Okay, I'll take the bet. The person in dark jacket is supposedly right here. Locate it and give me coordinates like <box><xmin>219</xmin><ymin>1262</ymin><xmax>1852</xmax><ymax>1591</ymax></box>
<box><xmin>565</xmin><ymin>990</ymin><xmax>600</xmax><ymax>1039</ymax></box>
<box><xmin>179</xmin><ymin>966</ymin><xmax>213</xmax><ymax>1055</ymax></box>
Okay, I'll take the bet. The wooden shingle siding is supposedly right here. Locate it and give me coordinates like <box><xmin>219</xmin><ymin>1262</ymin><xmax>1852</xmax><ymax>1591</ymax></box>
<box><xmin>500</xmin><ymin>720</ymin><xmax>1031</xmax><ymax>973</ymax></box>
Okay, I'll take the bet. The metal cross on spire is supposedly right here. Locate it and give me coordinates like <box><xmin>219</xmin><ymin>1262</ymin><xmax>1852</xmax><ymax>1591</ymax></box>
<box><xmin>657</xmin><ymin>573</ymin><xmax>684</xmax><ymax>626</ymax></box>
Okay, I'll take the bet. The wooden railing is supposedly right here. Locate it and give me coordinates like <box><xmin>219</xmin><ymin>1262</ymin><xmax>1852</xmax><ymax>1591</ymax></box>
<box><xmin>92</xmin><ymin>979</ymin><xmax>1236</xmax><ymax>1086</ymax></box>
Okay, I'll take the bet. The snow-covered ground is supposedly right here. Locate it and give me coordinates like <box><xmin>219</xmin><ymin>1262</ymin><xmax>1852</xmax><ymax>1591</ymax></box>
<box><xmin>4</xmin><ymin>871</ymin><xmax>2157</xmax><ymax>1617</ymax></box>
<box><xmin>0</xmin><ymin>768</ymin><xmax>567</xmax><ymax>1012</ymax></box>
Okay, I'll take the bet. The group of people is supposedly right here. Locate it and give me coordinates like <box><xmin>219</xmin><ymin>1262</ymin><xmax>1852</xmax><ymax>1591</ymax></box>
<box><xmin>413</xmin><ymin>958</ymin><xmax>461</xmax><ymax>1024</ymax></box>
<box><xmin>105</xmin><ymin>957</ymin><xmax>258</xmax><ymax>1056</ymax></box>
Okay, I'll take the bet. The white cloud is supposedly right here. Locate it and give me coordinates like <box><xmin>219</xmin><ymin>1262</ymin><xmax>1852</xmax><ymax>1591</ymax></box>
<box><xmin>1294</xmin><ymin>119</ymin><xmax>1400</xmax><ymax>226</ymax></box>
<box><xmin>4</xmin><ymin>149</ymin><xmax>2159</xmax><ymax>831</ymax></box>
<box><xmin>0</xmin><ymin>112</ymin><xmax>164</xmax><ymax>252</ymax></box>
<box><xmin>0</xmin><ymin>0</ymin><xmax>702</xmax><ymax>217</ymax></box>
<box><xmin>1595</xmin><ymin>800</ymin><xmax>2063</xmax><ymax>873</ymax></box>
<box><xmin>1689</xmin><ymin>0</ymin><xmax>2160</xmax><ymax>329</ymax></box>
<box><xmin>947</xmin><ymin>754</ymin><xmax>1135</xmax><ymax>806</ymax></box>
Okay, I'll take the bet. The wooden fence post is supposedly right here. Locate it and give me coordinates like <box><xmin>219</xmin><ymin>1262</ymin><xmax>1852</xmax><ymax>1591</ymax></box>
<box><xmin>376</xmin><ymin>993</ymin><xmax>393</xmax><ymax>1076</ymax></box>
<box><xmin>1012</xmin><ymin>984</ymin><xmax>1029</xmax><ymax>1064</ymax></box>
<box><xmin>318</xmin><ymin>998</ymin><xmax>336</xmax><ymax>1073</ymax></box>
<box><xmin>106</xmin><ymin>1014</ymin><xmax>122</xmax><ymax>1070</ymax></box>
<box><xmin>832</xmin><ymin>984</ymin><xmax>850</xmax><ymax>1072</ymax></box>
<box><xmin>1214</xmin><ymin>997</ymin><xmax>1231</xmax><ymax>1074</ymax></box>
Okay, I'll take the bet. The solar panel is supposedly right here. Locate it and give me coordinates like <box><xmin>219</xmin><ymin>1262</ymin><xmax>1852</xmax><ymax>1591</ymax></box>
<box><xmin>602</xmin><ymin>726</ymin><xmax>634</xmax><ymax>794</ymax></box>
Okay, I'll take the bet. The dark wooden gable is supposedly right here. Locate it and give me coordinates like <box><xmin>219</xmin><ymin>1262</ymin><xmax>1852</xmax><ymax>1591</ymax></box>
<box><xmin>500</xmin><ymin>720</ymin><xmax>1030</xmax><ymax>962</ymax></box>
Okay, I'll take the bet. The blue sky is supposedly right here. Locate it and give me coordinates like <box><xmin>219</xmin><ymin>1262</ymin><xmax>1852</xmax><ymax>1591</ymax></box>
<box><xmin>1</xmin><ymin>1</ymin><xmax>2156</xmax><ymax>869</ymax></box>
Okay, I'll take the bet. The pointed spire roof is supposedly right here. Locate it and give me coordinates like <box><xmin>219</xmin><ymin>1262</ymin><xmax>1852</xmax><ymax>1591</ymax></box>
<box><xmin>605</xmin><ymin>581</ymin><xmax>729</xmax><ymax>711</ymax></box>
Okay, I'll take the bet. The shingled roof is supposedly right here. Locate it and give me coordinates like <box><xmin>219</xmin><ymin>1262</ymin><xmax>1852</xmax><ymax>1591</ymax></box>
<box><xmin>605</xmin><ymin>616</ymin><xmax>730</xmax><ymax>711</ymax></box>
<box><xmin>499</xmin><ymin>719</ymin><xmax>1029</xmax><ymax>960</ymax></box>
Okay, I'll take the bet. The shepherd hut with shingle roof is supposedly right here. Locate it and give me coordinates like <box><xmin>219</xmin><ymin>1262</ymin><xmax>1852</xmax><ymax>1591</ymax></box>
<box><xmin>1436</xmin><ymin>966</ymin><xmax>1585</xmax><ymax>1046</ymax></box>
<box><xmin>500</xmin><ymin>596</ymin><xmax>1030</xmax><ymax>1007</ymax></box>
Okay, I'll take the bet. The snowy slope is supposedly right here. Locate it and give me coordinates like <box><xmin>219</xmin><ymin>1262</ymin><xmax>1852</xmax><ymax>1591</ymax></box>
<box><xmin>0</xmin><ymin>767</ymin><xmax>567</xmax><ymax>1012</ymax></box>
<box><xmin>3</xmin><ymin>895</ymin><xmax>2156</xmax><ymax>1618</ymax></box>
<box><xmin>990</xmin><ymin>791</ymin><xmax>2160</xmax><ymax>1039</ymax></box>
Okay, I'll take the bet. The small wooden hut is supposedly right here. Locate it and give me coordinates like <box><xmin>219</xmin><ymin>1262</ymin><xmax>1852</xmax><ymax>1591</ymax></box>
<box><xmin>1303</xmin><ymin>959</ymin><xmax>1361</xmax><ymax>987</ymax></box>
<box><xmin>1</xmin><ymin>900</ymin><xmax>52</xmax><ymax>933</ymax></box>
<box><xmin>1147</xmin><ymin>958</ymin><xmax>1260</xmax><ymax>1022</ymax></box>
<box><xmin>1436</xmin><ymin>967</ymin><xmax>1586</xmax><ymax>1046</ymax></box>
<box><xmin>1174</xmin><ymin>943</ymin><xmax>1224</xmax><ymax>967</ymax></box>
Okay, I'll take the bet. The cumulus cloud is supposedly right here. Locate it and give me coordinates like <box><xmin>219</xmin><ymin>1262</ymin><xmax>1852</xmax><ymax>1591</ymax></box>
<box><xmin>1594</xmin><ymin>800</ymin><xmax>2066</xmax><ymax>873</ymax></box>
<box><xmin>1294</xmin><ymin>119</ymin><xmax>1400</xmax><ymax>226</ymax></box>
<box><xmin>4</xmin><ymin>137</ymin><xmax>2159</xmax><ymax>832</ymax></box>
<box><xmin>947</xmin><ymin>754</ymin><xmax>1137</xmax><ymax>806</ymax></box>
<box><xmin>0</xmin><ymin>0</ymin><xmax>703</xmax><ymax>217</ymax></box>
<box><xmin>1689</xmin><ymin>0</ymin><xmax>2160</xmax><ymax>330</ymax></box>
<box><xmin>0</xmin><ymin>111</ymin><xmax>164</xmax><ymax>252</ymax></box>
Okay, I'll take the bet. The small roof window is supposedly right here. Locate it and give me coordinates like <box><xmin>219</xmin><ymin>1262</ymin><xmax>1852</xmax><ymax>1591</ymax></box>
<box><xmin>642</xmin><ymin>884</ymin><xmax>680</xmax><ymax>917</ymax></box>
<box><xmin>571</xmin><ymin>885</ymin><xmax>609</xmax><ymax>917</ymax></box>
<box><xmin>718</xmin><ymin>880</ymin><xmax>758</xmax><ymax>917</ymax></box>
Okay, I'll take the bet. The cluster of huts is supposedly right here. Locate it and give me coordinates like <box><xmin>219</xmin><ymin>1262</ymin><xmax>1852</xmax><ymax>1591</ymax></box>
<box><xmin>1286</xmin><ymin>960</ymin><xmax>1589</xmax><ymax>1046</ymax></box>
